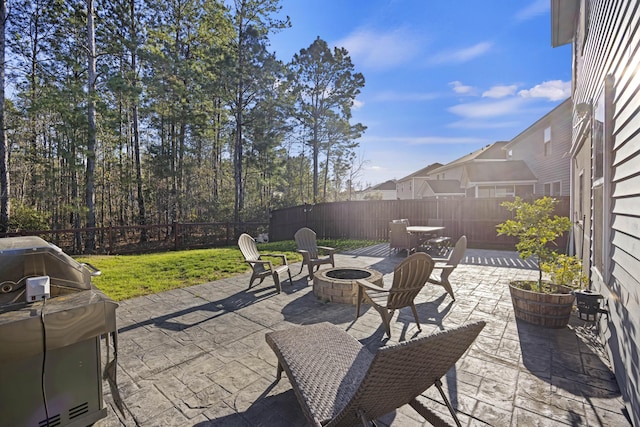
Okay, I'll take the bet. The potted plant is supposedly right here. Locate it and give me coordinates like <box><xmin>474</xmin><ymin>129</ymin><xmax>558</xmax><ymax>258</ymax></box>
<box><xmin>496</xmin><ymin>197</ymin><xmax>574</xmax><ymax>328</ymax></box>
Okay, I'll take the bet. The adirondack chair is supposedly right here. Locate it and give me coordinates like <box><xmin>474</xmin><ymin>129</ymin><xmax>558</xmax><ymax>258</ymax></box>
<box><xmin>428</xmin><ymin>235</ymin><xmax>467</xmax><ymax>301</ymax></box>
<box><xmin>294</xmin><ymin>227</ymin><xmax>335</xmax><ymax>279</ymax></box>
<box><xmin>238</xmin><ymin>233</ymin><xmax>292</xmax><ymax>293</ymax></box>
<box><xmin>356</xmin><ymin>252</ymin><xmax>434</xmax><ymax>337</ymax></box>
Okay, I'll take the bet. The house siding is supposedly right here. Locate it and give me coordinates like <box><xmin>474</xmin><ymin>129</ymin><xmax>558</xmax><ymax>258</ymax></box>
<box><xmin>571</xmin><ymin>0</ymin><xmax>640</xmax><ymax>423</ymax></box>
<box><xmin>507</xmin><ymin>100</ymin><xmax>572</xmax><ymax>196</ymax></box>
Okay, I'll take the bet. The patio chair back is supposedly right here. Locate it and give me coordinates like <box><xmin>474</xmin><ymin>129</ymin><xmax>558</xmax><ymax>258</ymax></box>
<box><xmin>447</xmin><ymin>235</ymin><xmax>467</xmax><ymax>268</ymax></box>
<box><xmin>238</xmin><ymin>233</ymin><xmax>261</xmax><ymax>262</ymax></box>
<box><xmin>329</xmin><ymin>321</ymin><xmax>486</xmax><ymax>426</ymax></box>
<box><xmin>294</xmin><ymin>227</ymin><xmax>320</xmax><ymax>258</ymax></box>
<box><xmin>386</xmin><ymin>252</ymin><xmax>434</xmax><ymax>310</ymax></box>
<box><xmin>428</xmin><ymin>235</ymin><xmax>467</xmax><ymax>300</ymax></box>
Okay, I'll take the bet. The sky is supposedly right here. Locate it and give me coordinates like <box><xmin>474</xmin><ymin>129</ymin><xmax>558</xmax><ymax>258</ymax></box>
<box><xmin>268</xmin><ymin>0</ymin><xmax>572</xmax><ymax>188</ymax></box>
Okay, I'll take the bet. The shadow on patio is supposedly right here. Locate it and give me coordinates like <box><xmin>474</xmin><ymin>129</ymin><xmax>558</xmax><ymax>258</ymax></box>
<box><xmin>96</xmin><ymin>245</ymin><xmax>631</xmax><ymax>426</ymax></box>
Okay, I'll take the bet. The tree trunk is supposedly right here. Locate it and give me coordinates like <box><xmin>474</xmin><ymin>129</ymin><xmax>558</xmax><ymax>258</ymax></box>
<box><xmin>129</xmin><ymin>0</ymin><xmax>146</xmax><ymax>240</ymax></box>
<box><xmin>0</xmin><ymin>0</ymin><xmax>8</xmax><ymax>232</ymax></box>
<box><xmin>85</xmin><ymin>0</ymin><xmax>97</xmax><ymax>251</ymax></box>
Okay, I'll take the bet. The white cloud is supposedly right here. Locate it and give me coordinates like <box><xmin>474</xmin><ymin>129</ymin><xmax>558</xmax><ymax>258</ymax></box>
<box><xmin>430</xmin><ymin>42</ymin><xmax>493</xmax><ymax>64</ymax></box>
<box><xmin>449</xmin><ymin>81</ymin><xmax>476</xmax><ymax>95</ymax></box>
<box><xmin>352</xmin><ymin>99</ymin><xmax>364</xmax><ymax>110</ymax></box>
<box><xmin>335</xmin><ymin>27</ymin><xmax>424</xmax><ymax>69</ymax></box>
<box><xmin>361</xmin><ymin>135</ymin><xmax>485</xmax><ymax>145</ymax></box>
<box><xmin>515</xmin><ymin>0</ymin><xmax>549</xmax><ymax>22</ymax></box>
<box><xmin>372</xmin><ymin>91</ymin><xmax>439</xmax><ymax>102</ymax></box>
<box><xmin>482</xmin><ymin>84</ymin><xmax>518</xmax><ymax>98</ymax></box>
<box><xmin>447</xmin><ymin>120</ymin><xmax>519</xmax><ymax>129</ymax></box>
<box><xmin>448</xmin><ymin>97</ymin><xmax>527</xmax><ymax>118</ymax></box>
<box><xmin>518</xmin><ymin>80</ymin><xmax>571</xmax><ymax>101</ymax></box>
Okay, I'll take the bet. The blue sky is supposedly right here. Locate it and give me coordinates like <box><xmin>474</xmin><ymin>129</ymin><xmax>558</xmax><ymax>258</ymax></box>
<box><xmin>269</xmin><ymin>0</ymin><xmax>572</xmax><ymax>188</ymax></box>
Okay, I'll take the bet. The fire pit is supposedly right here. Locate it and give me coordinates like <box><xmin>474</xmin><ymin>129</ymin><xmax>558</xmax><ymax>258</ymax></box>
<box><xmin>313</xmin><ymin>267</ymin><xmax>383</xmax><ymax>304</ymax></box>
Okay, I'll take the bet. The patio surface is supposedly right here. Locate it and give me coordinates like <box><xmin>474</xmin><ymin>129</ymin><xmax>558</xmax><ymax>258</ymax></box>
<box><xmin>96</xmin><ymin>245</ymin><xmax>631</xmax><ymax>426</ymax></box>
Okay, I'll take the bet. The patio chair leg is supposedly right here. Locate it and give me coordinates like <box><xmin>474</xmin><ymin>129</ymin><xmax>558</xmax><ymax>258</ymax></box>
<box><xmin>410</xmin><ymin>304</ymin><xmax>421</xmax><ymax>331</ymax></box>
<box><xmin>435</xmin><ymin>379</ymin><xmax>462</xmax><ymax>427</ymax></box>
<box><xmin>272</xmin><ymin>274</ymin><xmax>282</xmax><ymax>293</ymax></box>
<box><xmin>380</xmin><ymin>309</ymin><xmax>392</xmax><ymax>338</ymax></box>
<box><xmin>276</xmin><ymin>363</ymin><xmax>283</xmax><ymax>381</ymax></box>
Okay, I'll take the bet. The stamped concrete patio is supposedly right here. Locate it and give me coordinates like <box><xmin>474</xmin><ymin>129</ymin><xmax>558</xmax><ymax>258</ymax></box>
<box><xmin>96</xmin><ymin>245</ymin><xmax>631</xmax><ymax>426</ymax></box>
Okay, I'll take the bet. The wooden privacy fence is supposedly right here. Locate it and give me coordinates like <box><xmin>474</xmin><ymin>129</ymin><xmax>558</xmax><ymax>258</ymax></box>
<box><xmin>0</xmin><ymin>222</ymin><xmax>268</xmax><ymax>255</ymax></box>
<box><xmin>269</xmin><ymin>197</ymin><xmax>571</xmax><ymax>251</ymax></box>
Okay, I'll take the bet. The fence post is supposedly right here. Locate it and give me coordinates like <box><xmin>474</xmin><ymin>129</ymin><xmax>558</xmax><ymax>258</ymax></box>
<box><xmin>109</xmin><ymin>222</ymin><xmax>113</xmax><ymax>254</ymax></box>
<box><xmin>174</xmin><ymin>221</ymin><xmax>180</xmax><ymax>251</ymax></box>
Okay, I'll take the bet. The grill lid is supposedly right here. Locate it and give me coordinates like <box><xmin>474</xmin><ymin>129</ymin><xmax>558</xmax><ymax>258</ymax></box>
<box><xmin>0</xmin><ymin>236</ymin><xmax>99</xmax><ymax>295</ymax></box>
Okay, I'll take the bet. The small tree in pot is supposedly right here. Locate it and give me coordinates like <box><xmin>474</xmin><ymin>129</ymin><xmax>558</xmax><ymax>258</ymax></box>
<box><xmin>497</xmin><ymin>197</ymin><xmax>575</xmax><ymax>328</ymax></box>
<box><xmin>497</xmin><ymin>196</ymin><xmax>571</xmax><ymax>292</ymax></box>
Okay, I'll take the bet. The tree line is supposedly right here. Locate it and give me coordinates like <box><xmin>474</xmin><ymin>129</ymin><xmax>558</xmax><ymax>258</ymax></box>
<box><xmin>0</xmin><ymin>0</ymin><xmax>366</xmax><ymax>249</ymax></box>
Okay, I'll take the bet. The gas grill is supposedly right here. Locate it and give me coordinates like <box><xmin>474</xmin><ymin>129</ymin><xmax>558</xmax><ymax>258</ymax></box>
<box><xmin>0</xmin><ymin>236</ymin><xmax>118</xmax><ymax>427</ymax></box>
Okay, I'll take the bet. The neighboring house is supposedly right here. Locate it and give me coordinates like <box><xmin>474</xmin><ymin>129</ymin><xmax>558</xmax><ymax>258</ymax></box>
<box><xmin>503</xmin><ymin>98</ymin><xmax>572</xmax><ymax>197</ymax></box>
<box><xmin>426</xmin><ymin>141</ymin><xmax>538</xmax><ymax>198</ymax></box>
<box><xmin>426</xmin><ymin>141</ymin><xmax>510</xmax><ymax>183</ymax></box>
<box><xmin>553</xmin><ymin>0</ymin><xmax>640</xmax><ymax>423</ymax></box>
<box><xmin>401</xmin><ymin>101</ymin><xmax>571</xmax><ymax>200</ymax></box>
<box><xmin>354</xmin><ymin>180</ymin><xmax>397</xmax><ymax>200</ymax></box>
<box><xmin>419</xmin><ymin>179</ymin><xmax>466</xmax><ymax>199</ymax></box>
<box><xmin>396</xmin><ymin>162</ymin><xmax>442</xmax><ymax>200</ymax></box>
<box><xmin>460</xmin><ymin>160</ymin><xmax>537</xmax><ymax>198</ymax></box>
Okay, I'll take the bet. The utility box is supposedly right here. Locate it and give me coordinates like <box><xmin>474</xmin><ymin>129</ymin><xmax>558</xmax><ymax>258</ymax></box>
<box><xmin>0</xmin><ymin>236</ymin><xmax>118</xmax><ymax>426</ymax></box>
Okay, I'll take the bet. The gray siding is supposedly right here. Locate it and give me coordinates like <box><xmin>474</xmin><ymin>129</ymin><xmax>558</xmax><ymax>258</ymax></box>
<box><xmin>573</xmin><ymin>0</ymin><xmax>640</xmax><ymax>423</ymax></box>
<box><xmin>507</xmin><ymin>100</ymin><xmax>572</xmax><ymax>196</ymax></box>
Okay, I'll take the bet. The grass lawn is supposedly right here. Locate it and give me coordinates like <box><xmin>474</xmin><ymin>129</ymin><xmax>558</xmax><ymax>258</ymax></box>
<box><xmin>76</xmin><ymin>239</ymin><xmax>380</xmax><ymax>301</ymax></box>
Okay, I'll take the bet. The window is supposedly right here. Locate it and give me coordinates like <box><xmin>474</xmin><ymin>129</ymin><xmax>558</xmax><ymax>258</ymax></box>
<box><xmin>543</xmin><ymin>127</ymin><xmax>551</xmax><ymax>156</ymax></box>
<box><xmin>477</xmin><ymin>185</ymin><xmax>515</xmax><ymax>198</ymax></box>
<box><xmin>507</xmin><ymin>149</ymin><xmax>513</xmax><ymax>159</ymax></box>
<box><xmin>578</xmin><ymin>170</ymin><xmax>584</xmax><ymax>219</ymax></box>
<box><xmin>544</xmin><ymin>181</ymin><xmax>561</xmax><ymax>197</ymax></box>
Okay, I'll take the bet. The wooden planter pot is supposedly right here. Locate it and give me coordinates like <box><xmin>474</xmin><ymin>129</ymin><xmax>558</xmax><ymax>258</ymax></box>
<box><xmin>509</xmin><ymin>282</ymin><xmax>575</xmax><ymax>328</ymax></box>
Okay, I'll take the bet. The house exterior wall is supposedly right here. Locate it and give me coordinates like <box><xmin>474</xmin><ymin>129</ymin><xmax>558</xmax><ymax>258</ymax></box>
<box><xmin>569</xmin><ymin>0</ymin><xmax>640</xmax><ymax>422</ymax></box>
<box><xmin>396</xmin><ymin>178</ymin><xmax>414</xmax><ymax>199</ymax></box>
<box><xmin>357</xmin><ymin>189</ymin><xmax>396</xmax><ymax>200</ymax></box>
<box><xmin>425</xmin><ymin>164</ymin><xmax>465</xmax><ymax>181</ymax></box>
<box><xmin>396</xmin><ymin>177</ymin><xmax>430</xmax><ymax>199</ymax></box>
<box><xmin>507</xmin><ymin>100</ymin><xmax>572</xmax><ymax>196</ymax></box>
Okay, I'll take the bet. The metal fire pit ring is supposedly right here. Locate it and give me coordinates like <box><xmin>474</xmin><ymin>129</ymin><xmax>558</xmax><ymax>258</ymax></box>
<box><xmin>313</xmin><ymin>267</ymin><xmax>383</xmax><ymax>305</ymax></box>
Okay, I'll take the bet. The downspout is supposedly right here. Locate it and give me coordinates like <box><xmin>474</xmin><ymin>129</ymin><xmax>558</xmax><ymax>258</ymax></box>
<box><xmin>569</xmin><ymin>157</ymin><xmax>575</xmax><ymax>255</ymax></box>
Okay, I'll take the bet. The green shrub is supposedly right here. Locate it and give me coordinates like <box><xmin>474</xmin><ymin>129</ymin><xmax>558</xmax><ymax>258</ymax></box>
<box><xmin>540</xmin><ymin>254</ymin><xmax>587</xmax><ymax>289</ymax></box>
<box><xmin>8</xmin><ymin>203</ymin><xmax>50</xmax><ymax>232</ymax></box>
